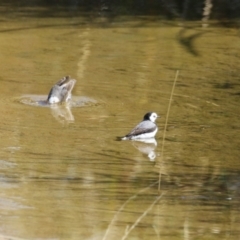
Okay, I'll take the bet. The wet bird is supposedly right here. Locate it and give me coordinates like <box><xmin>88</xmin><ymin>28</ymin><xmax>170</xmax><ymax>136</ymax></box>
<box><xmin>47</xmin><ymin>76</ymin><xmax>76</xmax><ymax>104</ymax></box>
<box><xmin>120</xmin><ymin>112</ymin><xmax>160</xmax><ymax>140</ymax></box>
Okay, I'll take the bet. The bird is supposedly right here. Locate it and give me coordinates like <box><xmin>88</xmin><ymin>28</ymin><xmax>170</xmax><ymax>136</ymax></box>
<box><xmin>120</xmin><ymin>112</ymin><xmax>160</xmax><ymax>140</ymax></box>
<box><xmin>47</xmin><ymin>76</ymin><xmax>76</xmax><ymax>104</ymax></box>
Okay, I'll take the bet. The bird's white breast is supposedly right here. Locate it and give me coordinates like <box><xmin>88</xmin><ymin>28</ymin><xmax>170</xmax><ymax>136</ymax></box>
<box><xmin>48</xmin><ymin>96</ymin><xmax>60</xmax><ymax>104</ymax></box>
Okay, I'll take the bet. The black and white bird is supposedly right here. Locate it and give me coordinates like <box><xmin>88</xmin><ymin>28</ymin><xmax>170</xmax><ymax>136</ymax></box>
<box><xmin>121</xmin><ymin>112</ymin><xmax>160</xmax><ymax>140</ymax></box>
<box><xmin>47</xmin><ymin>76</ymin><xmax>76</xmax><ymax>104</ymax></box>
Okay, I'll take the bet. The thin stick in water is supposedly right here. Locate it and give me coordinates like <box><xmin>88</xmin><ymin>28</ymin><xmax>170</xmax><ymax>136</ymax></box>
<box><xmin>158</xmin><ymin>70</ymin><xmax>179</xmax><ymax>191</ymax></box>
<box><xmin>121</xmin><ymin>193</ymin><xmax>164</xmax><ymax>240</ymax></box>
<box><xmin>102</xmin><ymin>181</ymin><xmax>159</xmax><ymax>240</ymax></box>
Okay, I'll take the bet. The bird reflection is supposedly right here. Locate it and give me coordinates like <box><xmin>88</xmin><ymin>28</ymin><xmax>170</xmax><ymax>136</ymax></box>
<box><xmin>131</xmin><ymin>138</ymin><xmax>158</xmax><ymax>161</ymax></box>
<box><xmin>50</xmin><ymin>104</ymin><xmax>74</xmax><ymax>124</ymax></box>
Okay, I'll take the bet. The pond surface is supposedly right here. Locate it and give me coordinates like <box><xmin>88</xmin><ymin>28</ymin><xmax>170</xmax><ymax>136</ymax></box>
<box><xmin>0</xmin><ymin>6</ymin><xmax>240</xmax><ymax>240</ymax></box>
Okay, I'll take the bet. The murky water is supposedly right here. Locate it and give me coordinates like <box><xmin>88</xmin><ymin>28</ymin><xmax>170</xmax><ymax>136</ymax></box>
<box><xmin>0</xmin><ymin>5</ymin><xmax>240</xmax><ymax>240</ymax></box>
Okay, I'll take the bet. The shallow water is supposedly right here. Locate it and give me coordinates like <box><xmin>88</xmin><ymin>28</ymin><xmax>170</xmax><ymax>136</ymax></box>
<box><xmin>0</xmin><ymin>6</ymin><xmax>240</xmax><ymax>240</ymax></box>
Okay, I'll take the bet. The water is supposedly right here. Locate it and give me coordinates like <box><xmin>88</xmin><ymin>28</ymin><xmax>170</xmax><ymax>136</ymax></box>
<box><xmin>0</xmin><ymin>6</ymin><xmax>240</xmax><ymax>240</ymax></box>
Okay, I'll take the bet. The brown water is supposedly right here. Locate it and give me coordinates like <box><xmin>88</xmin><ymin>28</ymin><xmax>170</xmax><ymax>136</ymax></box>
<box><xmin>0</xmin><ymin>8</ymin><xmax>240</xmax><ymax>240</ymax></box>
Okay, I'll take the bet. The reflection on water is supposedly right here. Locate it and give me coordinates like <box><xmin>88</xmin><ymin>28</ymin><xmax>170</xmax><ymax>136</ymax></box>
<box><xmin>131</xmin><ymin>138</ymin><xmax>158</xmax><ymax>161</ymax></box>
<box><xmin>0</xmin><ymin>5</ymin><xmax>240</xmax><ymax>240</ymax></box>
<box><xmin>50</xmin><ymin>104</ymin><xmax>75</xmax><ymax>124</ymax></box>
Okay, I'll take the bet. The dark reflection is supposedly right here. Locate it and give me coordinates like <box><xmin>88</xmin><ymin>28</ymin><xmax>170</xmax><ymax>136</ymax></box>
<box><xmin>0</xmin><ymin>0</ymin><xmax>239</xmax><ymax>22</ymax></box>
<box><xmin>177</xmin><ymin>28</ymin><xmax>208</xmax><ymax>56</ymax></box>
<box><xmin>215</xmin><ymin>82</ymin><xmax>235</xmax><ymax>89</ymax></box>
<box><xmin>156</xmin><ymin>166</ymin><xmax>240</xmax><ymax>204</ymax></box>
<box><xmin>0</xmin><ymin>22</ymin><xmax>87</xmax><ymax>34</ymax></box>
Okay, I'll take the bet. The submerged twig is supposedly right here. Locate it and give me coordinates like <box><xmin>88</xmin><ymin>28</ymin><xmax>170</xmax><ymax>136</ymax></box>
<box><xmin>158</xmin><ymin>70</ymin><xmax>179</xmax><ymax>191</ymax></box>
<box><xmin>121</xmin><ymin>193</ymin><xmax>164</xmax><ymax>240</ymax></box>
<box><xmin>102</xmin><ymin>181</ymin><xmax>158</xmax><ymax>240</ymax></box>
